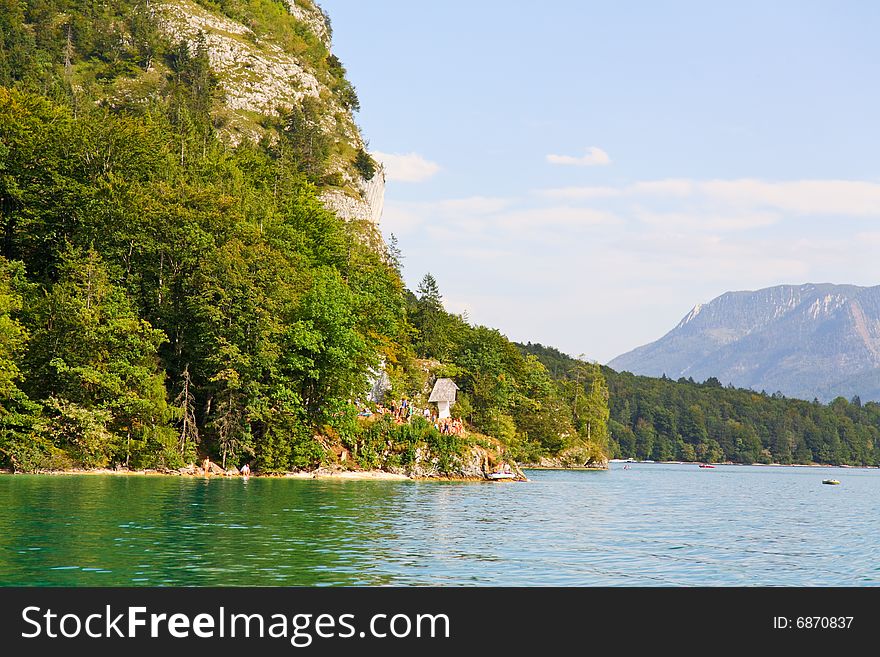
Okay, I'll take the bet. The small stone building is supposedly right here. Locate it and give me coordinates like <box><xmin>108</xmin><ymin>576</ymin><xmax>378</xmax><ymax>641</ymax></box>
<box><xmin>428</xmin><ymin>378</ymin><xmax>459</xmax><ymax>419</ymax></box>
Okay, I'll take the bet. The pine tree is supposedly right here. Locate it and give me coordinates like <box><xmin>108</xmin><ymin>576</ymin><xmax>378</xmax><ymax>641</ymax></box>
<box><xmin>173</xmin><ymin>364</ymin><xmax>199</xmax><ymax>459</ymax></box>
<box><xmin>416</xmin><ymin>273</ymin><xmax>442</xmax><ymax>310</ymax></box>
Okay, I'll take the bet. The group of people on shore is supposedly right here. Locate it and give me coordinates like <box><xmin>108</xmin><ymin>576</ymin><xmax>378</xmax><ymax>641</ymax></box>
<box><xmin>435</xmin><ymin>416</ymin><xmax>465</xmax><ymax>436</ymax></box>
<box><xmin>356</xmin><ymin>398</ymin><xmax>466</xmax><ymax>436</ymax></box>
<box><xmin>358</xmin><ymin>400</ymin><xmax>413</xmax><ymax>422</ymax></box>
<box><xmin>389</xmin><ymin>398</ymin><xmax>414</xmax><ymax>422</ymax></box>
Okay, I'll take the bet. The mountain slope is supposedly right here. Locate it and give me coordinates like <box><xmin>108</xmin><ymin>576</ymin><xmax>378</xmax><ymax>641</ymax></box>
<box><xmin>0</xmin><ymin>0</ymin><xmax>383</xmax><ymax>226</ymax></box>
<box><xmin>608</xmin><ymin>284</ymin><xmax>880</xmax><ymax>402</ymax></box>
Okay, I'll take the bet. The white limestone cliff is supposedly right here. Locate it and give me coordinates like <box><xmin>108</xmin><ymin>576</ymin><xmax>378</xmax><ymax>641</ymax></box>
<box><xmin>155</xmin><ymin>0</ymin><xmax>384</xmax><ymax>226</ymax></box>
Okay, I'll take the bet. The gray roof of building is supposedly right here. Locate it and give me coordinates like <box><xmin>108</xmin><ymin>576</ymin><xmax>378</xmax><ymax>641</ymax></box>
<box><xmin>428</xmin><ymin>378</ymin><xmax>459</xmax><ymax>402</ymax></box>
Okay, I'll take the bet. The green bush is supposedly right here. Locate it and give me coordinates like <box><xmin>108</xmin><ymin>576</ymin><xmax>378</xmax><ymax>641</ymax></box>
<box><xmin>353</xmin><ymin>148</ymin><xmax>376</xmax><ymax>180</ymax></box>
<box><xmin>40</xmin><ymin>398</ymin><xmax>115</xmax><ymax>469</ymax></box>
<box><xmin>350</xmin><ymin>414</ymin><xmax>462</xmax><ymax>471</ymax></box>
<box><xmin>0</xmin><ymin>428</ymin><xmax>52</xmax><ymax>472</ymax></box>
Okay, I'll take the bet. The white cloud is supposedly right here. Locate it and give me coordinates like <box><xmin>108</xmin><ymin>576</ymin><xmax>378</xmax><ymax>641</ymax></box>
<box><xmin>546</xmin><ymin>146</ymin><xmax>611</xmax><ymax>167</ymax></box>
<box><xmin>434</xmin><ymin>196</ymin><xmax>513</xmax><ymax>215</ymax></box>
<box><xmin>371</xmin><ymin>151</ymin><xmax>441</xmax><ymax>182</ymax></box>
<box><xmin>541</xmin><ymin>179</ymin><xmax>694</xmax><ymax>199</ymax></box>
<box><xmin>499</xmin><ymin>207</ymin><xmax>621</xmax><ymax>230</ymax></box>
<box><xmin>611</xmin><ymin>231</ymin><xmax>812</xmax><ymax>285</ymax></box>
<box><xmin>539</xmin><ymin>177</ymin><xmax>880</xmax><ymax>217</ymax></box>
<box><xmin>855</xmin><ymin>231</ymin><xmax>880</xmax><ymax>246</ymax></box>
<box><xmin>385</xmin><ymin>197</ymin><xmax>617</xmax><ymax>241</ymax></box>
<box><xmin>630</xmin><ymin>179</ymin><xmax>695</xmax><ymax>197</ymax></box>
<box><xmin>635</xmin><ymin>209</ymin><xmax>780</xmax><ymax>232</ymax></box>
<box><xmin>382</xmin><ymin>196</ymin><xmax>513</xmax><ymax>239</ymax></box>
<box><xmin>380</xmin><ymin>202</ymin><xmax>426</xmax><ymax>235</ymax></box>
<box><xmin>536</xmin><ymin>186</ymin><xmax>622</xmax><ymax>200</ymax></box>
<box><xmin>697</xmin><ymin>179</ymin><xmax>880</xmax><ymax>215</ymax></box>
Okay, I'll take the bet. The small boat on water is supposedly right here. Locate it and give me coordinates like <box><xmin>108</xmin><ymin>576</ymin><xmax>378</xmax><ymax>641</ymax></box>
<box><xmin>699</xmin><ymin>464</ymin><xmax>715</xmax><ymax>469</ymax></box>
<box><xmin>822</xmin><ymin>479</ymin><xmax>841</xmax><ymax>485</ymax></box>
<box><xmin>487</xmin><ymin>472</ymin><xmax>516</xmax><ymax>481</ymax></box>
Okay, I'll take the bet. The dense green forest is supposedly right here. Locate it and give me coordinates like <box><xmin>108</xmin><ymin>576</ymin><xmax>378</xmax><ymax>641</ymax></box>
<box><xmin>521</xmin><ymin>343</ymin><xmax>880</xmax><ymax>466</ymax></box>
<box><xmin>0</xmin><ymin>0</ymin><xmax>608</xmax><ymax>473</ymax></box>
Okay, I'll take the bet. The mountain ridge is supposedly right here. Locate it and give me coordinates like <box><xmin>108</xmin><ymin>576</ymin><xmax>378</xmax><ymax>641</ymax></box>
<box><xmin>608</xmin><ymin>283</ymin><xmax>880</xmax><ymax>402</ymax></box>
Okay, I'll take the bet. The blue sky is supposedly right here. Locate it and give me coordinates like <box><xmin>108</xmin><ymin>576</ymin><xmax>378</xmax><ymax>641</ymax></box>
<box><xmin>319</xmin><ymin>0</ymin><xmax>880</xmax><ymax>362</ymax></box>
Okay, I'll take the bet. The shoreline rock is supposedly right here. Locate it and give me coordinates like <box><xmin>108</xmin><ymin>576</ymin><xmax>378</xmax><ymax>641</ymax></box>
<box><xmin>520</xmin><ymin>455</ymin><xmax>609</xmax><ymax>471</ymax></box>
<box><xmin>521</xmin><ymin>464</ymin><xmax>608</xmax><ymax>471</ymax></box>
<box><xmin>0</xmin><ymin>464</ymin><xmax>524</xmax><ymax>482</ymax></box>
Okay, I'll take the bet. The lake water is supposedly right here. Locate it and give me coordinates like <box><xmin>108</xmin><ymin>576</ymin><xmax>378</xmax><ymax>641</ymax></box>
<box><xmin>1</xmin><ymin>463</ymin><xmax>878</xmax><ymax>586</ymax></box>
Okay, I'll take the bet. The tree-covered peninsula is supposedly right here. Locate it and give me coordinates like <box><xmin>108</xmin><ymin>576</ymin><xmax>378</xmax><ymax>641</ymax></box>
<box><xmin>0</xmin><ymin>0</ymin><xmax>609</xmax><ymax>474</ymax></box>
<box><xmin>5</xmin><ymin>1</ymin><xmax>875</xmax><ymax>476</ymax></box>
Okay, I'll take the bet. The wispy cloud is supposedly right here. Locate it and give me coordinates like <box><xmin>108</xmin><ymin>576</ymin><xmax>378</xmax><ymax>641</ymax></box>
<box><xmin>546</xmin><ymin>146</ymin><xmax>611</xmax><ymax>167</ymax></box>
<box><xmin>855</xmin><ymin>231</ymin><xmax>880</xmax><ymax>246</ymax></box>
<box><xmin>380</xmin><ymin>202</ymin><xmax>427</xmax><ymax>235</ymax></box>
<box><xmin>630</xmin><ymin>179</ymin><xmax>695</xmax><ymax>197</ymax></box>
<box><xmin>382</xmin><ymin>196</ymin><xmax>513</xmax><ymax>236</ymax></box>
<box><xmin>635</xmin><ymin>209</ymin><xmax>780</xmax><ymax>232</ymax></box>
<box><xmin>540</xmin><ymin>178</ymin><xmax>880</xmax><ymax>217</ymax></box>
<box><xmin>382</xmin><ymin>197</ymin><xmax>618</xmax><ymax>241</ymax></box>
<box><xmin>537</xmin><ymin>186</ymin><xmax>622</xmax><ymax>200</ymax></box>
<box><xmin>499</xmin><ymin>207</ymin><xmax>620</xmax><ymax>230</ymax></box>
<box><xmin>433</xmin><ymin>197</ymin><xmax>513</xmax><ymax>215</ymax></box>
<box><xmin>698</xmin><ymin>179</ymin><xmax>880</xmax><ymax>215</ymax></box>
<box><xmin>371</xmin><ymin>151</ymin><xmax>441</xmax><ymax>182</ymax></box>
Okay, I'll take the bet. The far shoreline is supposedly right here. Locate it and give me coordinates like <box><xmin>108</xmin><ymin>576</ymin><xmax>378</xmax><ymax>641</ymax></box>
<box><xmin>607</xmin><ymin>459</ymin><xmax>879</xmax><ymax>470</ymax></box>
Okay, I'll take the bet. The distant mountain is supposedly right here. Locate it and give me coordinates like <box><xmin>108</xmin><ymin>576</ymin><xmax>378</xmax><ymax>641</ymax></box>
<box><xmin>608</xmin><ymin>284</ymin><xmax>880</xmax><ymax>402</ymax></box>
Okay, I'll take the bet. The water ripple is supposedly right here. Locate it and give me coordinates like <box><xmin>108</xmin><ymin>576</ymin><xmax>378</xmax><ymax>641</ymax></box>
<box><xmin>1</xmin><ymin>464</ymin><xmax>878</xmax><ymax>585</ymax></box>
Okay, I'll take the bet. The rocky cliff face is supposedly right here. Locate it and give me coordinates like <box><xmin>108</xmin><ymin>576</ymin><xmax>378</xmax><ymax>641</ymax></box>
<box><xmin>158</xmin><ymin>1</ymin><xmax>324</xmax><ymax>121</ymax></box>
<box><xmin>319</xmin><ymin>171</ymin><xmax>386</xmax><ymax>225</ymax></box>
<box><xmin>156</xmin><ymin>0</ymin><xmax>384</xmax><ymax>226</ymax></box>
<box><xmin>609</xmin><ymin>284</ymin><xmax>880</xmax><ymax>402</ymax></box>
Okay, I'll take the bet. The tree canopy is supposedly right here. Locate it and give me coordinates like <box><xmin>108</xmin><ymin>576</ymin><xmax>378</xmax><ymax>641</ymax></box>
<box><xmin>521</xmin><ymin>343</ymin><xmax>880</xmax><ymax>466</ymax></box>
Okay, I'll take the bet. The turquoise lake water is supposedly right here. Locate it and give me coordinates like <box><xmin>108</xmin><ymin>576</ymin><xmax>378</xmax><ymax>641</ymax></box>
<box><xmin>1</xmin><ymin>463</ymin><xmax>878</xmax><ymax>586</ymax></box>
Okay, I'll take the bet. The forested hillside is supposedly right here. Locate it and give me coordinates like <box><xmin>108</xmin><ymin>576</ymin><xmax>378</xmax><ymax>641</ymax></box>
<box><xmin>0</xmin><ymin>0</ymin><xmax>609</xmax><ymax>473</ymax></box>
<box><xmin>404</xmin><ymin>275</ymin><xmax>609</xmax><ymax>466</ymax></box>
<box><xmin>607</xmin><ymin>372</ymin><xmax>880</xmax><ymax>465</ymax></box>
<box><xmin>522</xmin><ymin>343</ymin><xmax>880</xmax><ymax>466</ymax></box>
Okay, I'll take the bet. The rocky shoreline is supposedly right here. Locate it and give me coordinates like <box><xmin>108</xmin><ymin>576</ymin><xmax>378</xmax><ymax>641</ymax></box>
<box><xmin>0</xmin><ymin>434</ymin><xmax>532</xmax><ymax>481</ymax></box>
<box><xmin>520</xmin><ymin>455</ymin><xmax>609</xmax><ymax>471</ymax></box>
<box><xmin>0</xmin><ymin>464</ymin><xmax>528</xmax><ymax>482</ymax></box>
